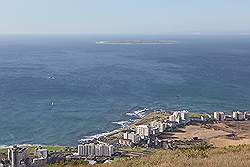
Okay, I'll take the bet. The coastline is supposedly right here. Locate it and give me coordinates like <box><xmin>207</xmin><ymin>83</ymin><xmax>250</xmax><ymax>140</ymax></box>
<box><xmin>1</xmin><ymin>109</ymin><xmax>248</xmax><ymax>149</ymax></box>
<box><xmin>0</xmin><ymin>108</ymin><xmax>153</xmax><ymax>149</ymax></box>
<box><xmin>79</xmin><ymin>108</ymin><xmax>150</xmax><ymax>142</ymax></box>
<box><xmin>0</xmin><ymin>108</ymin><xmax>149</xmax><ymax>149</ymax></box>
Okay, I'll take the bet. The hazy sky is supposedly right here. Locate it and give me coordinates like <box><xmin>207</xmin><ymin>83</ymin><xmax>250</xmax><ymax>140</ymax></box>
<box><xmin>0</xmin><ymin>0</ymin><xmax>250</xmax><ymax>34</ymax></box>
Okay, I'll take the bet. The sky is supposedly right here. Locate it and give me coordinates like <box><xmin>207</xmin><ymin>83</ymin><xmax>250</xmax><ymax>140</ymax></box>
<box><xmin>0</xmin><ymin>0</ymin><xmax>250</xmax><ymax>35</ymax></box>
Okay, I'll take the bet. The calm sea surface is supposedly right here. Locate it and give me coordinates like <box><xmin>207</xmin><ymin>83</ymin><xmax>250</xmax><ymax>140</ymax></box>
<box><xmin>0</xmin><ymin>35</ymin><xmax>250</xmax><ymax>146</ymax></box>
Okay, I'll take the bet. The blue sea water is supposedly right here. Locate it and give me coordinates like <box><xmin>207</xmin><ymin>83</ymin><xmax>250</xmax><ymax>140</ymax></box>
<box><xmin>0</xmin><ymin>35</ymin><xmax>250</xmax><ymax>146</ymax></box>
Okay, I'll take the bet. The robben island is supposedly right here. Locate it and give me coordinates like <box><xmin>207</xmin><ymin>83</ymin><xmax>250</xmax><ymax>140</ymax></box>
<box><xmin>1</xmin><ymin>110</ymin><xmax>250</xmax><ymax>166</ymax></box>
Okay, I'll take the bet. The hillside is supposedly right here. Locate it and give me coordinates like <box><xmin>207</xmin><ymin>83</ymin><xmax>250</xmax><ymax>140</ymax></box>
<box><xmin>48</xmin><ymin>145</ymin><xmax>250</xmax><ymax>167</ymax></box>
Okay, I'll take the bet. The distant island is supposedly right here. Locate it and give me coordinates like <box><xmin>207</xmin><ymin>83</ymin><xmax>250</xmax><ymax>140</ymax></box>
<box><xmin>96</xmin><ymin>40</ymin><xmax>178</xmax><ymax>45</ymax></box>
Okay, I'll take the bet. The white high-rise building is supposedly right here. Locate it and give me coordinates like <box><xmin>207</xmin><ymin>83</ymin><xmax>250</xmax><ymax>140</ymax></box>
<box><xmin>214</xmin><ymin>112</ymin><xmax>225</xmax><ymax>121</ymax></box>
<box><xmin>123</xmin><ymin>132</ymin><xmax>129</xmax><ymax>140</ymax></box>
<box><xmin>151</xmin><ymin>127</ymin><xmax>159</xmax><ymax>135</ymax></box>
<box><xmin>78</xmin><ymin>143</ymin><xmax>114</xmax><ymax>157</ymax></box>
<box><xmin>158</xmin><ymin>122</ymin><xmax>169</xmax><ymax>133</ymax></box>
<box><xmin>95</xmin><ymin>144</ymin><xmax>103</xmax><ymax>157</ymax></box>
<box><xmin>8</xmin><ymin>146</ymin><xmax>28</xmax><ymax>167</ymax></box>
<box><xmin>169</xmin><ymin>113</ymin><xmax>181</xmax><ymax>123</ymax></box>
<box><xmin>150</xmin><ymin>120</ymin><xmax>169</xmax><ymax>133</ymax></box>
<box><xmin>136</xmin><ymin>125</ymin><xmax>151</xmax><ymax>139</ymax></box>
<box><xmin>180</xmin><ymin>111</ymin><xmax>189</xmax><ymax>121</ymax></box>
<box><xmin>108</xmin><ymin>145</ymin><xmax>114</xmax><ymax>157</ymax></box>
<box><xmin>232</xmin><ymin>111</ymin><xmax>246</xmax><ymax>121</ymax></box>
<box><xmin>78</xmin><ymin>145</ymin><xmax>83</xmax><ymax>156</ymax></box>
<box><xmin>123</xmin><ymin>131</ymin><xmax>140</xmax><ymax>143</ymax></box>
<box><xmin>169</xmin><ymin>111</ymin><xmax>189</xmax><ymax>124</ymax></box>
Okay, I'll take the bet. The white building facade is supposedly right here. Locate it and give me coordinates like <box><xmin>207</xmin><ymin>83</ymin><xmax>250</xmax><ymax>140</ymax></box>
<box><xmin>232</xmin><ymin>111</ymin><xmax>246</xmax><ymax>121</ymax></box>
<box><xmin>8</xmin><ymin>146</ymin><xmax>28</xmax><ymax>167</ymax></box>
<box><xmin>214</xmin><ymin>112</ymin><xmax>225</xmax><ymax>121</ymax></box>
<box><xmin>78</xmin><ymin>143</ymin><xmax>114</xmax><ymax>157</ymax></box>
<box><xmin>136</xmin><ymin>125</ymin><xmax>151</xmax><ymax>139</ymax></box>
<box><xmin>123</xmin><ymin>131</ymin><xmax>140</xmax><ymax>143</ymax></box>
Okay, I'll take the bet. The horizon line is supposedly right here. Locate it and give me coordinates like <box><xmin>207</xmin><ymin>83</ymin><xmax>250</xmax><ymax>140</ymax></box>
<box><xmin>0</xmin><ymin>32</ymin><xmax>250</xmax><ymax>36</ymax></box>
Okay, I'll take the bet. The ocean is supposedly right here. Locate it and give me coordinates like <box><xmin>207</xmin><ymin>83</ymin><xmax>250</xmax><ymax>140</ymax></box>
<box><xmin>0</xmin><ymin>35</ymin><xmax>250</xmax><ymax>146</ymax></box>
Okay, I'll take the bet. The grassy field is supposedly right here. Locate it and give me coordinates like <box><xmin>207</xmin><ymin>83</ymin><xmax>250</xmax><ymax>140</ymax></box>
<box><xmin>134</xmin><ymin>112</ymin><xmax>171</xmax><ymax>126</ymax></box>
<box><xmin>117</xmin><ymin>146</ymin><xmax>154</xmax><ymax>154</ymax></box>
<box><xmin>48</xmin><ymin>145</ymin><xmax>250</xmax><ymax>167</ymax></box>
<box><xmin>189</xmin><ymin>113</ymin><xmax>209</xmax><ymax>119</ymax></box>
<box><xmin>0</xmin><ymin>148</ymin><xmax>7</xmax><ymax>154</ymax></box>
<box><xmin>0</xmin><ymin>145</ymin><xmax>73</xmax><ymax>157</ymax></box>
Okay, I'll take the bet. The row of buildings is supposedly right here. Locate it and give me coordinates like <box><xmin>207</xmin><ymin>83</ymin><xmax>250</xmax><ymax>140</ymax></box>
<box><xmin>169</xmin><ymin>111</ymin><xmax>189</xmax><ymax>123</ymax></box>
<box><xmin>3</xmin><ymin>110</ymin><xmax>249</xmax><ymax>166</ymax></box>
<box><xmin>213</xmin><ymin>111</ymin><xmax>249</xmax><ymax>121</ymax></box>
<box><xmin>1</xmin><ymin>142</ymin><xmax>114</xmax><ymax>167</ymax></box>
<box><xmin>77</xmin><ymin>142</ymin><xmax>114</xmax><ymax>157</ymax></box>
<box><xmin>1</xmin><ymin>146</ymin><xmax>48</xmax><ymax>167</ymax></box>
<box><xmin>2</xmin><ymin>142</ymin><xmax>114</xmax><ymax>167</ymax></box>
<box><xmin>119</xmin><ymin>111</ymin><xmax>190</xmax><ymax>147</ymax></box>
<box><xmin>119</xmin><ymin>110</ymin><xmax>250</xmax><ymax>148</ymax></box>
<box><xmin>1</xmin><ymin>141</ymin><xmax>114</xmax><ymax>167</ymax></box>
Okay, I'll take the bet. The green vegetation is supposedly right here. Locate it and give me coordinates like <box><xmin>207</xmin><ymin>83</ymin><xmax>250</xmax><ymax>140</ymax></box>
<box><xmin>44</xmin><ymin>146</ymin><xmax>68</xmax><ymax>152</ymax></box>
<box><xmin>101</xmin><ymin>131</ymin><xmax>123</xmax><ymax>143</ymax></box>
<box><xmin>180</xmin><ymin>143</ymin><xmax>212</xmax><ymax>158</ymax></box>
<box><xmin>135</xmin><ymin>112</ymin><xmax>170</xmax><ymax>125</ymax></box>
<box><xmin>189</xmin><ymin>113</ymin><xmax>209</xmax><ymax>119</ymax></box>
<box><xmin>48</xmin><ymin>160</ymin><xmax>88</xmax><ymax>167</ymax></box>
<box><xmin>0</xmin><ymin>148</ymin><xmax>7</xmax><ymax>154</ymax></box>
<box><xmin>0</xmin><ymin>145</ymin><xmax>74</xmax><ymax>156</ymax></box>
<box><xmin>117</xmin><ymin>147</ymin><xmax>154</xmax><ymax>154</ymax></box>
<box><xmin>27</xmin><ymin>145</ymin><xmax>71</xmax><ymax>154</ymax></box>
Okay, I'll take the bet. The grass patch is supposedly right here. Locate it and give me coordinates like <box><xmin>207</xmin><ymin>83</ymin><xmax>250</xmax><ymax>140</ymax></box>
<box><xmin>118</xmin><ymin>147</ymin><xmax>154</xmax><ymax>154</ymax></box>
<box><xmin>189</xmin><ymin>113</ymin><xmax>209</xmax><ymax>119</ymax></box>
<box><xmin>135</xmin><ymin>112</ymin><xmax>170</xmax><ymax>125</ymax></box>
